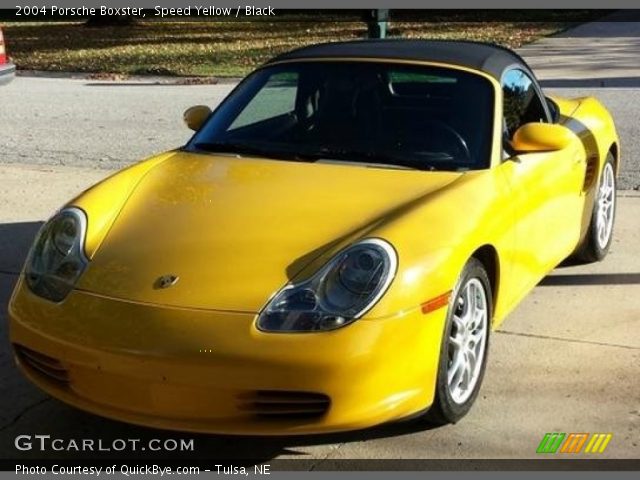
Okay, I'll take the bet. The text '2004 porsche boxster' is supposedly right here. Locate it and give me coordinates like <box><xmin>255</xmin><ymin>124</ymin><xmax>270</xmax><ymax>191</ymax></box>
<box><xmin>9</xmin><ymin>40</ymin><xmax>619</xmax><ymax>434</ymax></box>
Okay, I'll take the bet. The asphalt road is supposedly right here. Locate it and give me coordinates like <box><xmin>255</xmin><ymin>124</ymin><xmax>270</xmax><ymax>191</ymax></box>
<box><xmin>0</xmin><ymin>76</ymin><xmax>639</xmax><ymax>190</ymax></box>
<box><xmin>0</xmin><ymin>75</ymin><xmax>639</xmax><ymax>463</ymax></box>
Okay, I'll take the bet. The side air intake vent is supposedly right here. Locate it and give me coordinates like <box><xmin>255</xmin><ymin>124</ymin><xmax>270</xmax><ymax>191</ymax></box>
<box><xmin>237</xmin><ymin>390</ymin><xmax>330</xmax><ymax>418</ymax></box>
<box><xmin>14</xmin><ymin>344</ymin><xmax>69</xmax><ymax>385</ymax></box>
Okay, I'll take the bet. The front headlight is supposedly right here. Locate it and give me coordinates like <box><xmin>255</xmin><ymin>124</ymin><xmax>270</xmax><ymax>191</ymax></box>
<box><xmin>25</xmin><ymin>207</ymin><xmax>88</xmax><ymax>302</ymax></box>
<box><xmin>257</xmin><ymin>239</ymin><xmax>397</xmax><ymax>332</ymax></box>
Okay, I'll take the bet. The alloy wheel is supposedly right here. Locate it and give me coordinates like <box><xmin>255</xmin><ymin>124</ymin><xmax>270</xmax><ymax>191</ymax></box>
<box><xmin>447</xmin><ymin>278</ymin><xmax>489</xmax><ymax>404</ymax></box>
<box><xmin>596</xmin><ymin>162</ymin><xmax>616</xmax><ymax>249</ymax></box>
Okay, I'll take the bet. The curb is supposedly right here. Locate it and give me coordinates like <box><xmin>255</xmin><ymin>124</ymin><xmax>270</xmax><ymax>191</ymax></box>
<box><xmin>16</xmin><ymin>69</ymin><xmax>243</xmax><ymax>85</ymax></box>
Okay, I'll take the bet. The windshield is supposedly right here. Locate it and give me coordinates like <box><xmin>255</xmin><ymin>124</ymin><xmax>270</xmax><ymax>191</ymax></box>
<box><xmin>187</xmin><ymin>61</ymin><xmax>494</xmax><ymax>171</ymax></box>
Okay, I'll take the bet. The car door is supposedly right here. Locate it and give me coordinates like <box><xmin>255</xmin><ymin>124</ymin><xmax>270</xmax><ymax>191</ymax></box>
<box><xmin>498</xmin><ymin>69</ymin><xmax>585</xmax><ymax>296</ymax></box>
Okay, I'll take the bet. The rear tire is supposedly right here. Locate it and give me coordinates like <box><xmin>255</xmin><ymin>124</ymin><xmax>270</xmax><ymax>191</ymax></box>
<box><xmin>575</xmin><ymin>153</ymin><xmax>616</xmax><ymax>263</ymax></box>
<box><xmin>425</xmin><ymin>258</ymin><xmax>492</xmax><ymax>425</ymax></box>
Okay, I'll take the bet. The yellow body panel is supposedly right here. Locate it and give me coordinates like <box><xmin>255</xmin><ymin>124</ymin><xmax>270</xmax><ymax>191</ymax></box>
<box><xmin>74</xmin><ymin>152</ymin><xmax>464</xmax><ymax>314</ymax></box>
<box><xmin>10</xmin><ymin>279</ymin><xmax>446</xmax><ymax>434</ymax></box>
<box><xmin>8</xmin><ymin>57</ymin><xmax>619</xmax><ymax>434</ymax></box>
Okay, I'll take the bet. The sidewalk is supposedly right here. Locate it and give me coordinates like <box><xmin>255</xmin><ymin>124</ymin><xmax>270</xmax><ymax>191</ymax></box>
<box><xmin>519</xmin><ymin>11</ymin><xmax>640</xmax><ymax>87</ymax></box>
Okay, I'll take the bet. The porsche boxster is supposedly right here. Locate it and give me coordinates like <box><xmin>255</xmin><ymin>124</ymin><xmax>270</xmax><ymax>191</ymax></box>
<box><xmin>9</xmin><ymin>40</ymin><xmax>619</xmax><ymax>434</ymax></box>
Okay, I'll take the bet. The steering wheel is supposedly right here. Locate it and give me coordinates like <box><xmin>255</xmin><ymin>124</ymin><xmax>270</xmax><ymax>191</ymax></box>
<box><xmin>399</xmin><ymin>118</ymin><xmax>471</xmax><ymax>164</ymax></box>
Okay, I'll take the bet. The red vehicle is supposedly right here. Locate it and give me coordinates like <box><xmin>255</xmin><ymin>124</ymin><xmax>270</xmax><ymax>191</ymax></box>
<box><xmin>0</xmin><ymin>27</ymin><xmax>15</xmax><ymax>85</ymax></box>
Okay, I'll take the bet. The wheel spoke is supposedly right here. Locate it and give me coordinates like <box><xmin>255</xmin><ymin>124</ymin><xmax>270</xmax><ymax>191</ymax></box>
<box><xmin>466</xmin><ymin>348</ymin><xmax>477</xmax><ymax>372</ymax></box>
<box><xmin>598</xmin><ymin>220</ymin><xmax>606</xmax><ymax>241</ymax></box>
<box><xmin>468</xmin><ymin>328</ymin><xmax>484</xmax><ymax>345</ymax></box>
<box><xmin>453</xmin><ymin>314</ymin><xmax>464</xmax><ymax>331</ymax></box>
<box><xmin>467</xmin><ymin>282</ymin><xmax>476</xmax><ymax>311</ymax></box>
<box><xmin>460</xmin><ymin>285</ymin><xmax>472</xmax><ymax>325</ymax></box>
<box><xmin>448</xmin><ymin>352</ymin><xmax>465</xmax><ymax>385</ymax></box>
<box><xmin>606</xmin><ymin>202</ymin><xmax>614</xmax><ymax>217</ymax></box>
<box><xmin>472</xmin><ymin>306</ymin><xmax>486</xmax><ymax>330</ymax></box>
<box><xmin>461</xmin><ymin>355</ymin><xmax>473</xmax><ymax>388</ymax></box>
<box><xmin>449</xmin><ymin>334</ymin><xmax>463</xmax><ymax>350</ymax></box>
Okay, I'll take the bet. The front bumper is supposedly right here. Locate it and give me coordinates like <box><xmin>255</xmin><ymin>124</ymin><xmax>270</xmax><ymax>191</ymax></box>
<box><xmin>9</xmin><ymin>277</ymin><xmax>447</xmax><ymax>435</ymax></box>
<box><xmin>0</xmin><ymin>61</ymin><xmax>15</xmax><ymax>85</ymax></box>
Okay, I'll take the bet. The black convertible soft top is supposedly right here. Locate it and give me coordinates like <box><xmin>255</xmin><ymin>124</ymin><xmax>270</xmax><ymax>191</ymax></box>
<box><xmin>268</xmin><ymin>39</ymin><xmax>534</xmax><ymax>81</ymax></box>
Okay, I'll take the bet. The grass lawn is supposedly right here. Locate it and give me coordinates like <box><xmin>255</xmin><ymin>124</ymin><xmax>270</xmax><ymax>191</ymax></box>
<box><xmin>1</xmin><ymin>12</ymin><xmax>607</xmax><ymax>78</ymax></box>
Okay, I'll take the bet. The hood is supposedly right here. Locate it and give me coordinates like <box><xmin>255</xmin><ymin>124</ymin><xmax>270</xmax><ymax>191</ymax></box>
<box><xmin>77</xmin><ymin>152</ymin><xmax>462</xmax><ymax>311</ymax></box>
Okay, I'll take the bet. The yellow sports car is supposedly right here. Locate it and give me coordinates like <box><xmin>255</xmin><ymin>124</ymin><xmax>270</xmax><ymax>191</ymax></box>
<box><xmin>9</xmin><ymin>40</ymin><xmax>619</xmax><ymax>434</ymax></box>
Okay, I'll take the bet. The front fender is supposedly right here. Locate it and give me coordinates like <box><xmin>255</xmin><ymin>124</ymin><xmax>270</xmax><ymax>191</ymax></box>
<box><xmin>358</xmin><ymin>170</ymin><xmax>512</xmax><ymax>322</ymax></box>
<box><xmin>67</xmin><ymin>152</ymin><xmax>175</xmax><ymax>259</ymax></box>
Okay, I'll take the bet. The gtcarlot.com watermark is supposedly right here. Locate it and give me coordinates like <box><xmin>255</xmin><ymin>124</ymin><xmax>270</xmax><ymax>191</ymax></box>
<box><xmin>15</xmin><ymin>435</ymin><xmax>195</xmax><ymax>452</ymax></box>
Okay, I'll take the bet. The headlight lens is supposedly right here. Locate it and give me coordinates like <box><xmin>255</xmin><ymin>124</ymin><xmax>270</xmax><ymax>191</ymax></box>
<box><xmin>257</xmin><ymin>239</ymin><xmax>397</xmax><ymax>332</ymax></box>
<box><xmin>25</xmin><ymin>207</ymin><xmax>88</xmax><ymax>302</ymax></box>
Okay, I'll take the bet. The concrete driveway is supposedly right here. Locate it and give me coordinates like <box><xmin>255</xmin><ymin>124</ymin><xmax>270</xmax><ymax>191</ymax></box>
<box><xmin>1</xmin><ymin>15</ymin><xmax>640</xmax><ymax>464</ymax></box>
<box><xmin>520</xmin><ymin>10</ymin><xmax>640</xmax><ymax>87</ymax></box>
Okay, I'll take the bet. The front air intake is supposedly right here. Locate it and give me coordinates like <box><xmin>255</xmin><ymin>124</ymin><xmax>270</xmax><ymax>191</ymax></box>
<box><xmin>237</xmin><ymin>390</ymin><xmax>330</xmax><ymax>418</ymax></box>
<box><xmin>14</xmin><ymin>344</ymin><xmax>69</xmax><ymax>385</ymax></box>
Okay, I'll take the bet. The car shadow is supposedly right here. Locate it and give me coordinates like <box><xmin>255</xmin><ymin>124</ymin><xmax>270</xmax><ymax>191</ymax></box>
<box><xmin>539</xmin><ymin>272</ymin><xmax>640</xmax><ymax>286</ymax></box>
<box><xmin>0</xmin><ymin>221</ymin><xmax>42</xmax><ymax>276</ymax></box>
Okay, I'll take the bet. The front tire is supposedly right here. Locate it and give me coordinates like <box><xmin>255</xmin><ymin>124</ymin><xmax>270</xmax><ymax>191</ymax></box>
<box><xmin>575</xmin><ymin>153</ymin><xmax>617</xmax><ymax>263</ymax></box>
<box><xmin>425</xmin><ymin>258</ymin><xmax>492</xmax><ymax>425</ymax></box>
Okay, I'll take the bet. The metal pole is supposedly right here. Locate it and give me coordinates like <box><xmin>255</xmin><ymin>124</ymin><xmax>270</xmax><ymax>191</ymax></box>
<box><xmin>366</xmin><ymin>9</ymin><xmax>389</xmax><ymax>39</ymax></box>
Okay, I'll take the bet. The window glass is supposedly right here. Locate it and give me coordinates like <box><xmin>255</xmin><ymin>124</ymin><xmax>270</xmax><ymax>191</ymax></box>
<box><xmin>388</xmin><ymin>71</ymin><xmax>458</xmax><ymax>85</ymax></box>
<box><xmin>230</xmin><ymin>72</ymin><xmax>298</xmax><ymax>129</ymax></box>
<box><xmin>188</xmin><ymin>62</ymin><xmax>495</xmax><ymax>171</ymax></box>
<box><xmin>502</xmin><ymin>69</ymin><xmax>547</xmax><ymax>138</ymax></box>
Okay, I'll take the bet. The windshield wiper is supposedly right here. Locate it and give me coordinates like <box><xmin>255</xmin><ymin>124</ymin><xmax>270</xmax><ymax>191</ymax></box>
<box><xmin>191</xmin><ymin>141</ymin><xmax>313</xmax><ymax>162</ymax></box>
<box><xmin>308</xmin><ymin>147</ymin><xmax>439</xmax><ymax>171</ymax></box>
<box><xmin>191</xmin><ymin>142</ymin><xmax>450</xmax><ymax>171</ymax></box>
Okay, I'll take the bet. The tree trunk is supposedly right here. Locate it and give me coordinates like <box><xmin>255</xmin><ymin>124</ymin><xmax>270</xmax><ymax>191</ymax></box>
<box><xmin>85</xmin><ymin>15</ymin><xmax>137</xmax><ymax>27</ymax></box>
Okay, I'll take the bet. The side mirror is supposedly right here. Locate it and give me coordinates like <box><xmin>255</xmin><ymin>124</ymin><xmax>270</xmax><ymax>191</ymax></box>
<box><xmin>183</xmin><ymin>105</ymin><xmax>212</xmax><ymax>131</ymax></box>
<box><xmin>511</xmin><ymin>123</ymin><xmax>575</xmax><ymax>153</ymax></box>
